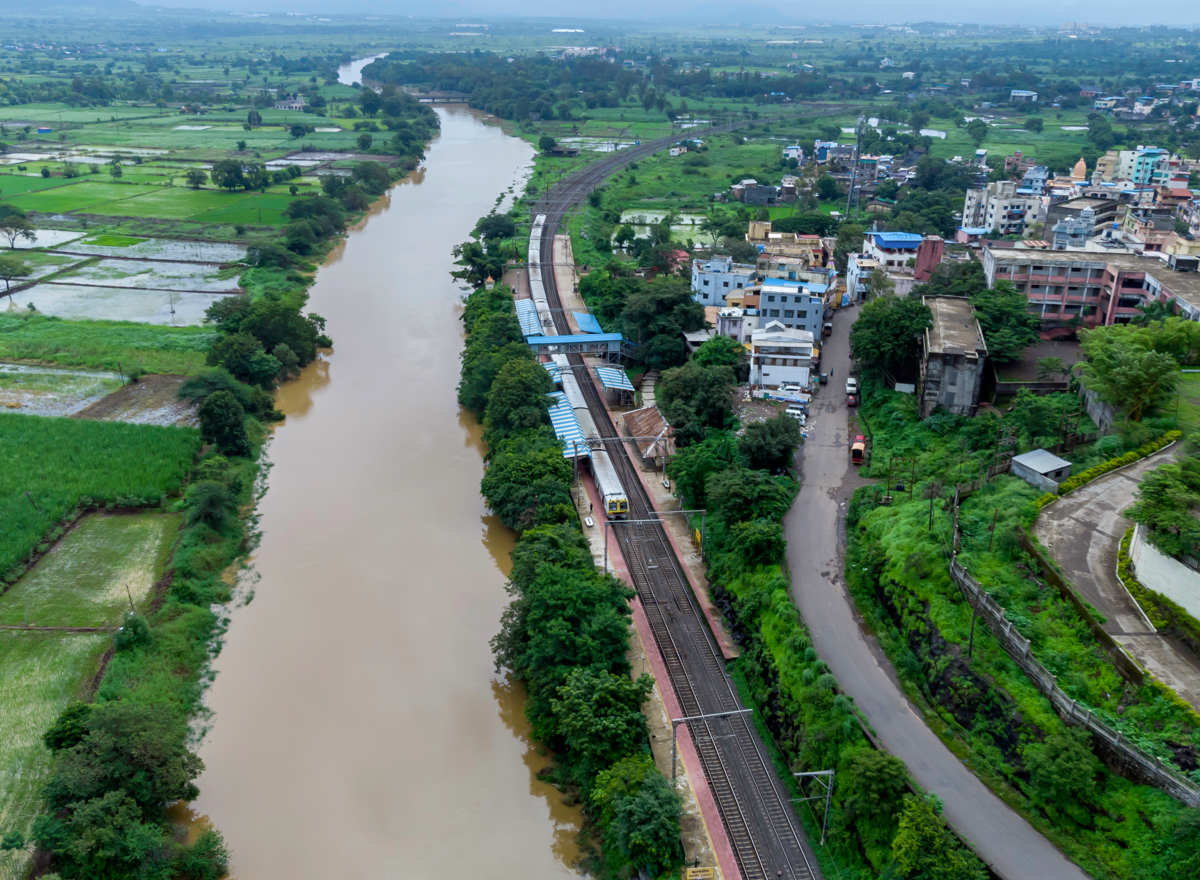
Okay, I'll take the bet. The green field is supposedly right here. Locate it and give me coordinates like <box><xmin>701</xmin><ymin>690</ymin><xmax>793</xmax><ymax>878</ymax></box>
<box><xmin>0</xmin><ymin>313</ymin><xmax>218</xmax><ymax>374</ymax></box>
<box><xmin>81</xmin><ymin>234</ymin><xmax>146</xmax><ymax>247</ymax></box>
<box><xmin>0</xmin><ymin>412</ymin><xmax>199</xmax><ymax>582</ymax></box>
<box><xmin>188</xmin><ymin>191</ymin><xmax>294</xmax><ymax>226</ymax></box>
<box><xmin>6</xmin><ymin>180</ymin><xmax>148</xmax><ymax>213</ymax></box>
<box><xmin>0</xmin><ymin>631</ymin><xmax>108</xmax><ymax>880</ymax></box>
<box><xmin>0</xmin><ymin>174</ymin><xmax>81</xmax><ymax>199</ymax></box>
<box><xmin>0</xmin><ymin>512</ymin><xmax>179</xmax><ymax>627</ymax></box>
<box><xmin>85</xmin><ymin>186</ymin><xmax>251</xmax><ymax>220</ymax></box>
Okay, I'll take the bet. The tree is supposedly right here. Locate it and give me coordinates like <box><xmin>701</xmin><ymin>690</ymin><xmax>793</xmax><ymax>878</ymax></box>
<box><xmin>0</xmin><ymin>254</ymin><xmax>31</xmax><ymax>297</ymax></box>
<box><xmin>476</xmin><ymin>213</ymin><xmax>516</xmax><ymax>243</ymax></box>
<box><xmin>1023</xmin><ymin>728</ymin><xmax>1101</xmax><ymax>809</ymax></box>
<box><xmin>849</xmin><ymin>294</ymin><xmax>932</xmax><ymax>378</ymax></box>
<box><xmin>108</xmin><ymin>158</ymin><xmax>123</xmax><ymax>180</ymax></box>
<box><xmin>198</xmin><ymin>390</ymin><xmax>251</xmax><ymax>456</ymax></box>
<box><xmin>480</xmin><ymin>430</ymin><xmax>575</xmax><ymax>531</ymax></box>
<box><xmin>838</xmin><ymin>750</ymin><xmax>909</xmax><ymax>852</ymax></box>
<box><xmin>205</xmin><ymin>332</ymin><xmax>280</xmax><ymax>388</ymax></box>
<box><xmin>693</xmin><ymin>334</ymin><xmax>745</xmax><ymax>370</ymax></box>
<box><xmin>607</xmin><ymin>771</ymin><xmax>684</xmax><ymax>875</ymax></box>
<box><xmin>706</xmin><ymin>468</ymin><xmax>794</xmax><ymax>524</ymax></box>
<box><xmin>185</xmin><ymin>480</ymin><xmax>237</xmax><ymax>529</ymax></box>
<box><xmin>0</xmin><ymin>213</ymin><xmax>35</xmax><ymax>249</ymax></box>
<box><xmin>966</xmin><ymin>118</ymin><xmax>988</xmax><ymax>146</ymax></box>
<box><xmin>970</xmin><ymin>280</ymin><xmax>1041</xmax><ymax>363</ymax></box>
<box><xmin>667</xmin><ymin>435</ymin><xmax>736</xmax><ymax>507</ymax></box>
<box><xmin>891</xmin><ymin>795</ymin><xmax>987</xmax><ymax>880</ymax></box>
<box><xmin>1026</xmin><ymin>116</ymin><xmax>1045</xmax><ymax>133</ymax></box>
<box><xmin>832</xmin><ymin>223</ymin><xmax>865</xmax><ymax>271</ymax></box>
<box><xmin>289</xmin><ymin>123</ymin><xmax>309</xmax><ymax>140</ymax></box>
<box><xmin>1080</xmin><ymin>325</ymin><xmax>1180</xmax><ymax>421</ymax></box>
<box><xmin>358</xmin><ymin>89</ymin><xmax>382</xmax><ymax>116</ymax></box>
<box><xmin>483</xmin><ymin>357</ymin><xmax>553</xmax><ymax>440</ymax></box>
<box><xmin>817</xmin><ymin>174</ymin><xmax>841</xmax><ymax>201</ymax></box>
<box><xmin>356</xmin><ymin>132</ymin><xmax>373</xmax><ymax>151</ymax></box>
<box><xmin>246</xmin><ymin>109</ymin><xmax>262</xmax><ymax>128</ymax></box>
<box><xmin>538</xmin><ymin>135</ymin><xmax>557</xmax><ymax>152</ymax></box>
<box><xmin>235</xmin><ymin>139</ymin><xmax>247</xmax><ymax>151</ymax></box>
<box><xmin>658</xmin><ymin>360</ymin><xmax>736</xmax><ymax>438</ymax></box>
<box><xmin>738</xmin><ymin>414</ymin><xmax>802</xmax><ymax>472</ymax></box>
<box><xmin>617</xmin><ymin>276</ymin><xmax>705</xmax><ymax>369</ymax></box>
<box><xmin>184</xmin><ymin>168</ymin><xmax>207</xmax><ymax>189</ymax></box>
<box><xmin>550</xmin><ymin>668</ymin><xmax>652</xmax><ymax>782</ymax></box>
<box><xmin>210</xmin><ymin>159</ymin><xmax>245</xmax><ymax>191</ymax></box>
<box><xmin>865</xmin><ymin>267</ymin><xmax>895</xmax><ymax>299</ymax></box>
<box><xmin>1036</xmin><ymin>356</ymin><xmax>1069</xmax><ymax>381</ymax></box>
<box><xmin>273</xmin><ymin>343</ymin><xmax>301</xmax><ymax>380</ymax></box>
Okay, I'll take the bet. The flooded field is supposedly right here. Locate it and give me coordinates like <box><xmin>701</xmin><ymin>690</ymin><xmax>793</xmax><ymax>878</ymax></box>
<box><xmin>190</xmin><ymin>103</ymin><xmax>587</xmax><ymax>879</ymax></box>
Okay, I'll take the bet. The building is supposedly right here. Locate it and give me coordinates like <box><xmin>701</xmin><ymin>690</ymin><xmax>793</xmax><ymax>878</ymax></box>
<box><xmin>715</xmin><ymin>306</ymin><xmax>760</xmax><ymax>343</ymax></box>
<box><xmin>1010</xmin><ymin>89</ymin><xmax>1039</xmax><ymax>103</ymax></box>
<box><xmin>730</xmin><ymin>178</ymin><xmax>779</xmax><ymax>206</ymax></box>
<box><xmin>783</xmin><ymin>144</ymin><xmax>805</xmax><ymax>161</ymax></box>
<box><xmin>919</xmin><ymin>296</ymin><xmax>988</xmax><ymax>417</ymax></box>
<box><xmin>862</xmin><ymin>230</ymin><xmax>924</xmax><ymax>269</ymax></box>
<box><xmin>690</xmin><ymin>255</ymin><xmax>757</xmax><ymax>306</ymax></box>
<box><xmin>1021</xmin><ymin>164</ymin><xmax>1050</xmax><ymax>195</ymax></box>
<box><xmin>273</xmin><ymin>98</ymin><xmax>306</xmax><ymax>110</ymax></box>
<box><xmin>962</xmin><ymin>181</ymin><xmax>1040</xmax><ymax>234</ymax></box>
<box><xmin>1051</xmin><ymin>207</ymin><xmax>1097</xmax><ymax>249</ymax></box>
<box><xmin>982</xmin><ymin>245</ymin><xmax>1200</xmax><ymax>326</ymax></box>
<box><xmin>1043</xmin><ymin>196</ymin><xmax>1120</xmax><ymax>234</ymax></box>
<box><xmin>1005</xmin><ymin>151</ymin><xmax>1031</xmax><ymax>175</ymax></box>
<box><xmin>1116</xmin><ymin>146</ymin><xmax>1169</xmax><ymax>186</ymax></box>
<box><xmin>747</xmin><ymin>221</ymin><xmax>825</xmax><ymax>264</ymax></box>
<box><xmin>913</xmin><ymin>236</ymin><xmax>945</xmax><ymax>280</ymax></box>
<box><xmin>622</xmin><ymin>405</ymin><xmax>675</xmax><ymax>467</ymax></box>
<box><xmin>749</xmin><ymin>321</ymin><xmax>815</xmax><ymax>387</ymax></box>
<box><xmin>1012</xmin><ymin>449</ymin><xmax>1073</xmax><ymax>492</ymax></box>
<box><xmin>846</xmin><ymin>254</ymin><xmax>880</xmax><ymax>301</ymax></box>
<box><xmin>1094</xmin><ymin>150</ymin><xmax>1120</xmax><ymax>181</ymax></box>
<box><xmin>758</xmin><ymin>282</ymin><xmax>824</xmax><ymax>336</ymax></box>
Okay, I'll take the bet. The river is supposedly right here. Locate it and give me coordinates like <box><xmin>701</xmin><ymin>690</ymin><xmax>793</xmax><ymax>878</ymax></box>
<box><xmin>186</xmin><ymin>76</ymin><xmax>584</xmax><ymax>878</ymax></box>
<box><xmin>339</xmin><ymin>54</ymin><xmax>387</xmax><ymax>86</ymax></box>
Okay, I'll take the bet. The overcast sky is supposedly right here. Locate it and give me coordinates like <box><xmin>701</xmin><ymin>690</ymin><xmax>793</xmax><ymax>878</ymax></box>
<box><xmin>140</xmin><ymin>1</ymin><xmax>1200</xmax><ymax>28</ymax></box>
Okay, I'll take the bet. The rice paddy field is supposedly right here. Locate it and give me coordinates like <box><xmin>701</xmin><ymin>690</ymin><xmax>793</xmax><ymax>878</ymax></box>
<box><xmin>0</xmin><ymin>412</ymin><xmax>199</xmax><ymax>582</ymax></box>
<box><xmin>0</xmin><ymin>632</ymin><xmax>108</xmax><ymax>880</ymax></box>
<box><xmin>0</xmin><ymin>313</ymin><xmax>217</xmax><ymax>373</ymax></box>
<box><xmin>0</xmin><ymin>512</ymin><xmax>179</xmax><ymax>627</ymax></box>
<box><xmin>0</xmin><ymin>363</ymin><xmax>121</xmax><ymax>416</ymax></box>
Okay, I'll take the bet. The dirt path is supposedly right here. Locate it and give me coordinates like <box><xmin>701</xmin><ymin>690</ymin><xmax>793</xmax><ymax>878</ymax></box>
<box><xmin>783</xmin><ymin>305</ymin><xmax>1090</xmax><ymax>880</ymax></box>
<box><xmin>1034</xmin><ymin>445</ymin><xmax>1200</xmax><ymax>711</ymax></box>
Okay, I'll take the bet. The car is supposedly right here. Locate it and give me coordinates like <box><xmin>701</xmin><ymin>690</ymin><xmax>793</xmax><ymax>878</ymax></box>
<box><xmin>822</xmin><ymin>322</ymin><xmax>833</xmax><ymax>337</ymax></box>
<box><xmin>785</xmin><ymin>404</ymin><xmax>807</xmax><ymax>425</ymax></box>
<box><xmin>851</xmin><ymin>434</ymin><xmax>866</xmax><ymax>464</ymax></box>
<box><xmin>845</xmin><ymin>377</ymin><xmax>859</xmax><ymax>395</ymax></box>
<box><xmin>819</xmin><ymin>372</ymin><xmax>828</xmax><ymax>385</ymax></box>
<box><xmin>846</xmin><ymin>394</ymin><xmax>858</xmax><ymax>407</ymax></box>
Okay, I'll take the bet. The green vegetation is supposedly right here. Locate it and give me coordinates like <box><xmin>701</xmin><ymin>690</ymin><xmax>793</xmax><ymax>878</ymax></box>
<box><xmin>0</xmin><ymin>313</ymin><xmax>217</xmax><ymax>374</ymax></box>
<box><xmin>0</xmin><ymin>512</ymin><xmax>178</xmax><ymax>627</ymax></box>
<box><xmin>1129</xmin><ymin>443</ymin><xmax>1200</xmax><ymax>560</ymax></box>
<box><xmin>0</xmin><ymin>414</ymin><xmax>199</xmax><ymax>584</ymax></box>
<box><xmin>843</xmin><ymin>378</ymin><xmax>1200</xmax><ymax>879</ymax></box>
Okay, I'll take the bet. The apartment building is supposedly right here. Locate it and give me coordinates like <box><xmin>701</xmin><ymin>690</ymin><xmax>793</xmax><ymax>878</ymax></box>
<box><xmin>749</xmin><ymin>321</ymin><xmax>816</xmax><ymax>388</ymax></box>
<box><xmin>690</xmin><ymin>255</ymin><xmax>757</xmax><ymax>306</ymax></box>
<box><xmin>962</xmin><ymin>181</ymin><xmax>1040</xmax><ymax>234</ymax></box>
<box><xmin>758</xmin><ymin>282</ymin><xmax>825</xmax><ymax>336</ymax></box>
<box><xmin>919</xmin><ymin>296</ymin><xmax>988</xmax><ymax>417</ymax></box>
<box><xmin>982</xmin><ymin>245</ymin><xmax>1200</xmax><ymax>327</ymax></box>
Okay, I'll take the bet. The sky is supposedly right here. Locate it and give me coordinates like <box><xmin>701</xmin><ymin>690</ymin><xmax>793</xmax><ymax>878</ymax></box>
<box><xmin>131</xmin><ymin>0</ymin><xmax>1200</xmax><ymax>28</ymax></box>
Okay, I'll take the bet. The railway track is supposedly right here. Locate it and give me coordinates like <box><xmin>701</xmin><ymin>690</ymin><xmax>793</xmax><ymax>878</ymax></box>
<box><xmin>532</xmin><ymin>120</ymin><xmax>824</xmax><ymax>880</ymax></box>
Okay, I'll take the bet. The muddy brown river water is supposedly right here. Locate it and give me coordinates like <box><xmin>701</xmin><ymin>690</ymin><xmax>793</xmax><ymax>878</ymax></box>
<box><xmin>187</xmin><ymin>105</ymin><xmax>586</xmax><ymax>878</ymax></box>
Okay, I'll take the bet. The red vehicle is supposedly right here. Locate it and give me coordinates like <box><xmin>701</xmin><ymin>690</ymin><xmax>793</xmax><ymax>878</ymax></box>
<box><xmin>846</xmin><ymin>394</ymin><xmax>858</xmax><ymax>407</ymax></box>
<box><xmin>851</xmin><ymin>434</ymin><xmax>866</xmax><ymax>465</ymax></box>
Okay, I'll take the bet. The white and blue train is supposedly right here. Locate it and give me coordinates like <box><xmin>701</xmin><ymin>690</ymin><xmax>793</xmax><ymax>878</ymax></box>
<box><xmin>529</xmin><ymin>213</ymin><xmax>629</xmax><ymax>518</ymax></box>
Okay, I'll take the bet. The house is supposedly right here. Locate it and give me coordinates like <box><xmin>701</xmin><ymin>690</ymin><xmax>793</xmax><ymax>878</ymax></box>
<box><xmin>749</xmin><ymin>321</ymin><xmax>815</xmax><ymax>387</ymax></box>
<box><xmin>1005</xmin><ymin>151</ymin><xmax>1031</xmax><ymax>175</ymax></box>
<box><xmin>902</xmin><ymin>71</ymin><xmax>916</xmax><ymax>80</ymax></box>
<box><xmin>863</xmin><ymin>230</ymin><xmax>924</xmax><ymax>268</ymax></box>
<box><xmin>747</xmin><ymin>221</ymin><xmax>825</xmax><ymax>263</ymax></box>
<box><xmin>846</xmin><ymin>254</ymin><xmax>880</xmax><ymax>301</ymax></box>
<box><xmin>1010</xmin><ymin>90</ymin><xmax>1039</xmax><ymax>103</ymax></box>
<box><xmin>690</xmin><ymin>255</ymin><xmax>757</xmax><ymax>306</ymax></box>
<box><xmin>1021</xmin><ymin>165</ymin><xmax>1050</xmax><ymax>195</ymax></box>
<box><xmin>715</xmin><ymin>306</ymin><xmax>761</xmax><ymax>343</ymax></box>
<box><xmin>783</xmin><ymin>144</ymin><xmax>805</xmax><ymax>161</ymax></box>
<box><xmin>1051</xmin><ymin>207</ymin><xmax>1097</xmax><ymax>249</ymax></box>
<box><xmin>274</xmin><ymin>98</ymin><xmax>306</xmax><ymax>110</ymax></box>
<box><xmin>919</xmin><ymin>296</ymin><xmax>988</xmax><ymax>417</ymax></box>
<box><xmin>1044</xmin><ymin>196</ymin><xmax>1120</xmax><ymax>233</ymax></box>
<box><xmin>730</xmin><ymin>178</ymin><xmax>779</xmax><ymax>206</ymax></box>
<box><xmin>1012</xmin><ymin>449</ymin><xmax>1073</xmax><ymax>492</ymax></box>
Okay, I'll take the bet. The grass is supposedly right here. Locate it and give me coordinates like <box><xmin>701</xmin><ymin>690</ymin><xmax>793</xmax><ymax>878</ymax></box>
<box><xmin>0</xmin><ymin>631</ymin><xmax>108</xmax><ymax>880</ymax></box>
<box><xmin>1176</xmin><ymin>373</ymin><xmax>1200</xmax><ymax>434</ymax></box>
<box><xmin>0</xmin><ymin>174</ymin><xmax>80</xmax><ymax>198</ymax></box>
<box><xmin>0</xmin><ymin>312</ymin><xmax>218</xmax><ymax>374</ymax></box>
<box><xmin>187</xmin><ymin>191</ymin><xmax>294</xmax><ymax>226</ymax></box>
<box><xmin>0</xmin><ymin>412</ymin><xmax>199</xmax><ymax>583</ymax></box>
<box><xmin>0</xmin><ymin>512</ymin><xmax>179</xmax><ymax>627</ymax></box>
<box><xmin>81</xmin><ymin>234</ymin><xmax>146</xmax><ymax>247</ymax></box>
<box><xmin>6</xmin><ymin>181</ymin><xmax>148</xmax><ymax>213</ymax></box>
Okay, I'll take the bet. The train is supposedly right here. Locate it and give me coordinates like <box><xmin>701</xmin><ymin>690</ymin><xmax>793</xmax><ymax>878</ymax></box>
<box><xmin>529</xmin><ymin>213</ymin><xmax>629</xmax><ymax>518</ymax></box>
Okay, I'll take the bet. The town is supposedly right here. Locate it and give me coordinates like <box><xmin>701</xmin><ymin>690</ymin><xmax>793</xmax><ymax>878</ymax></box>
<box><xmin>0</xmin><ymin>10</ymin><xmax>1199</xmax><ymax>880</ymax></box>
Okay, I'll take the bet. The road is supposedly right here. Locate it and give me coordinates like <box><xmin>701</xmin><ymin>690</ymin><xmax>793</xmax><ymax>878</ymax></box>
<box><xmin>1034</xmin><ymin>446</ymin><xmax>1200</xmax><ymax>711</ymax></box>
<box><xmin>783</xmin><ymin>306</ymin><xmax>1092</xmax><ymax>880</ymax></box>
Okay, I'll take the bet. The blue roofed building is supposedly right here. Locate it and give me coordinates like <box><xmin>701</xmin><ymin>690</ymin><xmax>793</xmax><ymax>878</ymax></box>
<box><xmin>862</xmin><ymin>231</ymin><xmax>924</xmax><ymax>270</ymax></box>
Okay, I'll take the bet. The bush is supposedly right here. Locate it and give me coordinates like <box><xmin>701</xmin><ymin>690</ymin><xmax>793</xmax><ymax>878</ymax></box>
<box><xmin>198</xmin><ymin>390</ymin><xmax>250</xmax><ymax>457</ymax></box>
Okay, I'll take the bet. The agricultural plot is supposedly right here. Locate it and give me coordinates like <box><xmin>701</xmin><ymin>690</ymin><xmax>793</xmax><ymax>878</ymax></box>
<box><xmin>5</xmin><ymin>181</ymin><xmax>148</xmax><ymax>213</ymax></box>
<box><xmin>0</xmin><ymin>632</ymin><xmax>108</xmax><ymax>880</ymax></box>
<box><xmin>22</xmin><ymin>282</ymin><xmax>235</xmax><ymax>325</ymax></box>
<box><xmin>84</xmin><ymin>187</ymin><xmax>257</xmax><ymax>221</ymax></box>
<box><xmin>0</xmin><ymin>412</ymin><xmax>198</xmax><ymax>581</ymax></box>
<box><xmin>188</xmin><ymin>192</ymin><xmax>294</xmax><ymax>226</ymax></box>
<box><xmin>0</xmin><ymin>364</ymin><xmax>121</xmax><ymax>417</ymax></box>
<box><xmin>0</xmin><ymin>512</ymin><xmax>179</xmax><ymax>627</ymax></box>
<box><xmin>7</xmin><ymin>229</ymin><xmax>85</xmax><ymax>250</ymax></box>
<box><xmin>12</xmin><ymin>252</ymin><xmax>86</xmax><ymax>282</ymax></box>
<box><xmin>0</xmin><ymin>174</ymin><xmax>81</xmax><ymax>199</ymax></box>
<box><xmin>74</xmin><ymin>374</ymin><xmax>198</xmax><ymax>428</ymax></box>
<box><xmin>69</xmin><ymin>238</ymin><xmax>246</xmax><ymax>262</ymax></box>
<box><xmin>58</xmin><ymin>259</ymin><xmax>241</xmax><ymax>293</ymax></box>
<box><xmin>0</xmin><ymin>313</ymin><xmax>217</xmax><ymax>374</ymax></box>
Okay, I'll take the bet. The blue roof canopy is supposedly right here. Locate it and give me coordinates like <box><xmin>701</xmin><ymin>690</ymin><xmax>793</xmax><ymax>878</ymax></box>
<box><xmin>547</xmin><ymin>392</ymin><xmax>589</xmax><ymax>458</ymax></box>
<box><xmin>515</xmin><ymin>299</ymin><xmax>543</xmax><ymax>338</ymax></box>
<box><xmin>542</xmin><ymin>361</ymin><xmax>562</xmax><ymax>385</ymax></box>
<box><xmin>595</xmin><ymin>367</ymin><xmax>635</xmax><ymax>392</ymax></box>
<box><xmin>869</xmin><ymin>231</ymin><xmax>923</xmax><ymax>249</ymax></box>
<box><xmin>527</xmin><ymin>333</ymin><xmax>625</xmax><ymax>345</ymax></box>
<box><xmin>573</xmin><ymin>312</ymin><xmax>604</xmax><ymax>334</ymax></box>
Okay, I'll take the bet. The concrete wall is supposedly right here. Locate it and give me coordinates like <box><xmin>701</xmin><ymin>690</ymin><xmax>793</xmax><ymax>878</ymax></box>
<box><xmin>1130</xmin><ymin>523</ymin><xmax>1200</xmax><ymax>620</ymax></box>
<box><xmin>1081</xmin><ymin>385</ymin><xmax>1117</xmax><ymax>433</ymax></box>
<box><xmin>1011</xmin><ymin>459</ymin><xmax>1061</xmax><ymax>493</ymax></box>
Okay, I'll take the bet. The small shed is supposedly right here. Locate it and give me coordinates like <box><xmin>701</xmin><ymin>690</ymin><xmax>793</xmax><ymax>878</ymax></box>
<box><xmin>623</xmin><ymin>405</ymin><xmax>675</xmax><ymax>467</ymax></box>
<box><xmin>1012</xmin><ymin>449</ymin><xmax>1073</xmax><ymax>493</ymax></box>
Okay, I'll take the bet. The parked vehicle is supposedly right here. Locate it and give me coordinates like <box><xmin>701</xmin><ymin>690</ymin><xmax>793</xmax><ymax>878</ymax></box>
<box><xmin>785</xmin><ymin>404</ymin><xmax>807</xmax><ymax>425</ymax></box>
<box><xmin>822</xmin><ymin>322</ymin><xmax>833</xmax><ymax>337</ymax></box>
<box><xmin>851</xmin><ymin>434</ymin><xmax>866</xmax><ymax>465</ymax></box>
<box><xmin>819</xmin><ymin>372</ymin><xmax>828</xmax><ymax>385</ymax></box>
<box><xmin>846</xmin><ymin>394</ymin><xmax>858</xmax><ymax>407</ymax></box>
<box><xmin>845</xmin><ymin>377</ymin><xmax>858</xmax><ymax>396</ymax></box>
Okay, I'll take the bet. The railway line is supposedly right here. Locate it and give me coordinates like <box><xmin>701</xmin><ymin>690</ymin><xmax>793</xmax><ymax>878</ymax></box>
<box><xmin>528</xmin><ymin>120</ymin><xmax>824</xmax><ymax>880</ymax></box>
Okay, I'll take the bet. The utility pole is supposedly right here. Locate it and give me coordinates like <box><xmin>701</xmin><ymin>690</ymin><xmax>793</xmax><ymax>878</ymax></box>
<box><xmin>844</xmin><ymin>113</ymin><xmax>865</xmax><ymax>218</ymax></box>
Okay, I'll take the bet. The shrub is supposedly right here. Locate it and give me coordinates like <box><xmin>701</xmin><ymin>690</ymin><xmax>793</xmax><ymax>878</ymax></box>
<box><xmin>198</xmin><ymin>390</ymin><xmax>250</xmax><ymax>457</ymax></box>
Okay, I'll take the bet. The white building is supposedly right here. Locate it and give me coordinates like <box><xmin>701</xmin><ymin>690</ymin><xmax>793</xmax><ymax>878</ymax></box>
<box><xmin>962</xmin><ymin>181</ymin><xmax>1040</xmax><ymax>234</ymax></box>
<box><xmin>690</xmin><ymin>255</ymin><xmax>757</xmax><ymax>306</ymax></box>
<box><xmin>862</xmin><ymin>231</ymin><xmax>923</xmax><ymax>269</ymax></box>
<box><xmin>715</xmin><ymin>307</ymin><xmax>761</xmax><ymax>343</ymax></box>
<box><xmin>750</xmin><ymin>321</ymin><xmax>815</xmax><ymax>388</ymax></box>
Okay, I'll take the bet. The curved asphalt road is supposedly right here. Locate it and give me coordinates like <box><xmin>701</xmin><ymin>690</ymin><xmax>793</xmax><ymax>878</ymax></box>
<box><xmin>783</xmin><ymin>306</ymin><xmax>1091</xmax><ymax>880</ymax></box>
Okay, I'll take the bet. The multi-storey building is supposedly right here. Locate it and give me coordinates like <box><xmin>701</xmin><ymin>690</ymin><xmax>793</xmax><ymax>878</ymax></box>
<box><xmin>749</xmin><ymin>321</ymin><xmax>816</xmax><ymax>387</ymax></box>
<box><xmin>982</xmin><ymin>245</ymin><xmax>1200</xmax><ymax>327</ymax></box>
<box><xmin>757</xmin><ymin>282</ymin><xmax>825</xmax><ymax>336</ymax></box>
<box><xmin>919</xmin><ymin>296</ymin><xmax>988</xmax><ymax>417</ymax></box>
<box><xmin>689</xmin><ymin>255</ymin><xmax>757</xmax><ymax>306</ymax></box>
<box><xmin>962</xmin><ymin>181</ymin><xmax>1040</xmax><ymax>234</ymax></box>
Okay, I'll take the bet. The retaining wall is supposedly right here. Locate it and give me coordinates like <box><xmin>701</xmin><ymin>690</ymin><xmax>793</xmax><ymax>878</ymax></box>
<box><xmin>1130</xmin><ymin>523</ymin><xmax>1200</xmax><ymax>622</ymax></box>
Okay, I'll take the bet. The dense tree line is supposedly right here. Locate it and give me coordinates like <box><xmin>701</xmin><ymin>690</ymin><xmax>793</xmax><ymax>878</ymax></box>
<box><xmin>457</xmin><ymin>283</ymin><xmax>683</xmax><ymax>876</ymax></box>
